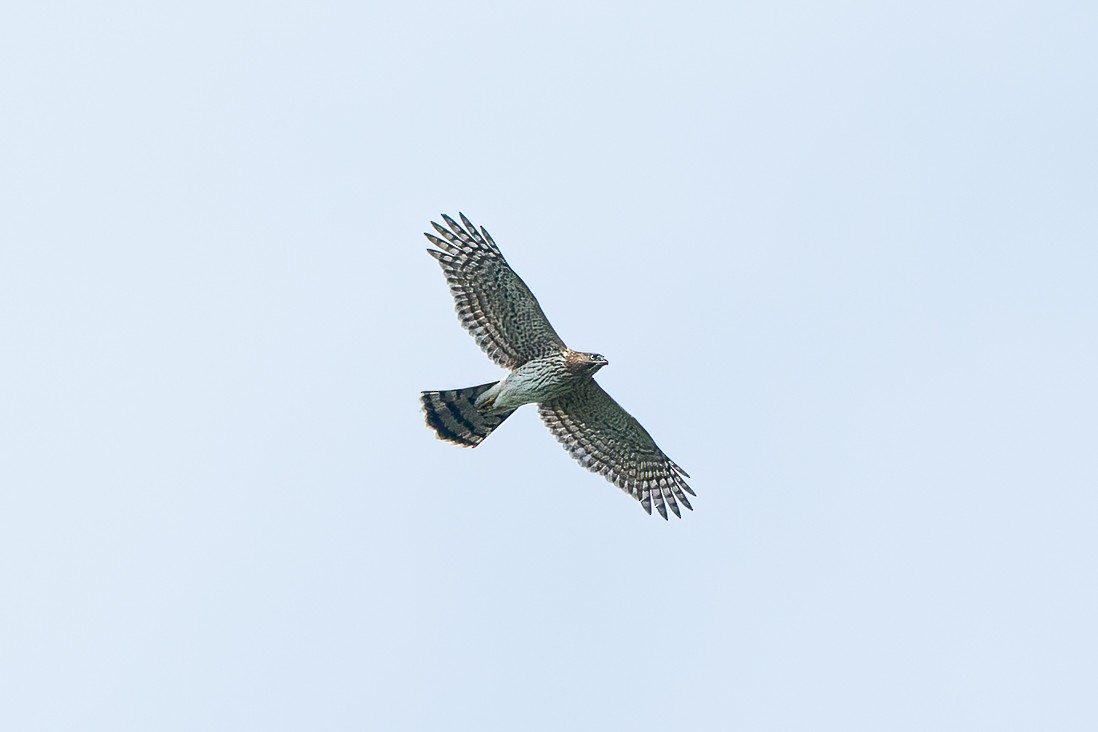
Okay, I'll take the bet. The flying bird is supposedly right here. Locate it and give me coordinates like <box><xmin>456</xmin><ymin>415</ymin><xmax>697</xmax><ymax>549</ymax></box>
<box><xmin>419</xmin><ymin>213</ymin><xmax>694</xmax><ymax>519</ymax></box>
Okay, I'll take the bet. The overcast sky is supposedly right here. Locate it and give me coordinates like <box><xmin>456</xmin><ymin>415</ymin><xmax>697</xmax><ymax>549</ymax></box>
<box><xmin>2</xmin><ymin>1</ymin><xmax>1096</xmax><ymax>730</ymax></box>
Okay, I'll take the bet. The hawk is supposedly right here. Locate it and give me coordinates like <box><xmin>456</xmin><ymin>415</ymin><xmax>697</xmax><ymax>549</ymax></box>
<box><xmin>419</xmin><ymin>213</ymin><xmax>694</xmax><ymax>519</ymax></box>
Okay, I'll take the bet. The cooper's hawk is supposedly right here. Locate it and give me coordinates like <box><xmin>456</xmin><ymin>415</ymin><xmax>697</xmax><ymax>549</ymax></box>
<box><xmin>419</xmin><ymin>213</ymin><xmax>694</xmax><ymax>519</ymax></box>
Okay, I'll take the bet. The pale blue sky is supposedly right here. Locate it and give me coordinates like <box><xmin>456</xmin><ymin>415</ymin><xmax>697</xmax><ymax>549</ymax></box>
<box><xmin>2</xmin><ymin>1</ymin><xmax>1096</xmax><ymax>730</ymax></box>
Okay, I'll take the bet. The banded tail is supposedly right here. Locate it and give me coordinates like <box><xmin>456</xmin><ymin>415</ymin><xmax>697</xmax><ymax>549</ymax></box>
<box><xmin>420</xmin><ymin>382</ymin><xmax>514</xmax><ymax>447</ymax></box>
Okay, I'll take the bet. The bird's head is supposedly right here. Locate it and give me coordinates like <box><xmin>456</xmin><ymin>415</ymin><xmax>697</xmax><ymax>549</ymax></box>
<box><xmin>565</xmin><ymin>349</ymin><xmax>609</xmax><ymax>375</ymax></box>
<box><xmin>585</xmin><ymin>352</ymin><xmax>609</xmax><ymax>374</ymax></box>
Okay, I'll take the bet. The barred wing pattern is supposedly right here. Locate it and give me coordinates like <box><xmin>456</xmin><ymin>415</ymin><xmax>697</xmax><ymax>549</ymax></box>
<box><xmin>539</xmin><ymin>380</ymin><xmax>694</xmax><ymax>519</ymax></box>
<box><xmin>424</xmin><ymin>214</ymin><xmax>566</xmax><ymax>369</ymax></box>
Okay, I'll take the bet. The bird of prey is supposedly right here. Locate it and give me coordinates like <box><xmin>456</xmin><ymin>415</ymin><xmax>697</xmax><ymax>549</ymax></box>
<box><xmin>419</xmin><ymin>213</ymin><xmax>694</xmax><ymax>519</ymax></box>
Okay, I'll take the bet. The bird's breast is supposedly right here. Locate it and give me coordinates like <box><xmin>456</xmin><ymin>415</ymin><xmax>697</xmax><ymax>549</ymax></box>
<box><xmin>492</xmin><ymin>356</ymin><xmax>583</xmax><ymax>411</ymax></box>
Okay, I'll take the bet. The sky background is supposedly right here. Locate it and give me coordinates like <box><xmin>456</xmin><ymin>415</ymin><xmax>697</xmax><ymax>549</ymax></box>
<box><xmin>2</xmin><ymin>1</ymin><xmax>1096</xmax><ymax>730</ymax></box>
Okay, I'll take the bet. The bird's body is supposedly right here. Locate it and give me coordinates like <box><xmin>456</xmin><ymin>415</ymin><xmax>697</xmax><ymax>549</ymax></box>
<box><xmin>477</xmin><ymin>350</ymin><xmax>603</xmax><ymax>415</ymax></box>
<box><xmin>419</xmin><ymin>213</ymin><xmax>693</xmax><ymax>519</ymax></box>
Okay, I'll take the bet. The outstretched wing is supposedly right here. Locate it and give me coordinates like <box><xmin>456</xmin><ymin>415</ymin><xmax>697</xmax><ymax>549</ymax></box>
<box><xmin>424</xmin><ymin>213</ymin><xmax>566</xmax><ymax>369</ymax></box>
<box><xmin>539</xmin><ymin>380</ymin><xmax>694</xmax><ymax>519</ymax></box>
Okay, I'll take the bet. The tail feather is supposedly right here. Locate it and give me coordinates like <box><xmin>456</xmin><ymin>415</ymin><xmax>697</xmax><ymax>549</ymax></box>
<box><xmin>420</xmin><ymin>382</ymin><xmax>514</xmax><ymax>447</ymax></box>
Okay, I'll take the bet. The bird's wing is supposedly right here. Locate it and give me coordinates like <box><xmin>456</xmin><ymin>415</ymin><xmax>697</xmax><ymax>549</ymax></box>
<box><xmin>425</xmin><ymin>213</ymin><xmax>566</xmax><ymax>369</ymax></box>
<box><xmin>538</xmin><ymin>380</ymin><xmax>693</xmax><ymax>519</ymax></box>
